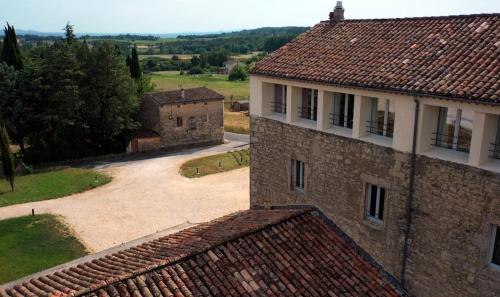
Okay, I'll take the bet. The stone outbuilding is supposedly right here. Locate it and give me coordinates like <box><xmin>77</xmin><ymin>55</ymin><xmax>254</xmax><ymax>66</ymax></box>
<box><xmin>128</xmin><ymin>87</ymin><xmax>224</xmax><ymax>153</ymax></box>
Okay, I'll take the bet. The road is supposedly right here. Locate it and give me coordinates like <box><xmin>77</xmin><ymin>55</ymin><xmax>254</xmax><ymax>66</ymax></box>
<box><xmin>0</xmin><ymin>133</ymin><xmax>250</xmax><ymax>252</ymax></box>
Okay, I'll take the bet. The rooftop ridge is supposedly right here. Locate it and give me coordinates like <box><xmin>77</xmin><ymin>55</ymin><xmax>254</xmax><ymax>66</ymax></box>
<box><xmin>319</xmin><ymin>12</ymin><xmax>500</xmax><ymax>23</ymax></box>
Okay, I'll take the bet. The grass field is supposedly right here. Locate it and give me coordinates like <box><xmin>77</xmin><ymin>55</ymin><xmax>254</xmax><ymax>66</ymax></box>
<box><xmin>224</xmin><ymin>110</ymin><xmax>250</xmax><ymax>134</ymax></box>
<box><xmin>0</xmin><ymin>168</ymin><xmax>112</xmax><ymax>208</ymax></box>
<box><xmin>180</xmin><ymin>149</ymin><xmax>249</xmax><ymax>178</ymax></box>
<box><xmin>0</xmin><ymin>214</ymin><xmax>88</xmax><ymax>283</ymax></box>
<box><xmin>151</xmin><ymin>73</ymin><xmax>249</xmax><ymax>99</ymax></box>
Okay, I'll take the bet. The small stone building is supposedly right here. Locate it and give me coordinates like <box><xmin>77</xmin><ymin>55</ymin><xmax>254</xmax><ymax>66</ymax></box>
<box><xmin>128</xmin><ymin>87</ymin><xmax>224</xmax><ymax>153</ymax></box>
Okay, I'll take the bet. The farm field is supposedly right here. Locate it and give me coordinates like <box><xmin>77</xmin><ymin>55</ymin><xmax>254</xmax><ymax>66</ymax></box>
<box><xmin>151</xmin><ymin>73</ymin><xmax>249</xmax><ymax>99</ymax></box>
<box><xmin>0</xmin><ymin>214</ymin><xmax>87</xmax><ymax>283</ymax></box>
<box><xmin>139</xmin><ymin>54</ymin><xmax>193</xmax><ymax>61</ymax></box>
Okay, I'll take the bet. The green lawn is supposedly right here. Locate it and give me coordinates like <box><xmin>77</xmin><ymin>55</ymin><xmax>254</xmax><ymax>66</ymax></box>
<box><xmin>180</xmin><ymin>149</ymin><xmax>249</xmax><ymax>178</ymax></box>
<box><xmin>151</xmin><ymin>73</ymin><xmax>249</xmax><ymax>99</ymax></box>
<box><xmin>0</xmin><ymin>214</ymin><xmax>88</xmax><ymax>284</ymax></box>
<box><xmin>0</xmin><ymin>168</ymin><xmax>112</xmax><ymax>208</ymax></box>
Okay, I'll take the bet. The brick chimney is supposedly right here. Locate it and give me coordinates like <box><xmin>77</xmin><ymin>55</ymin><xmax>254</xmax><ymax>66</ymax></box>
<box><xmin>329</xmin><ymin>1</ymin><xmax>345</xmax><ymax>23</ymax></box>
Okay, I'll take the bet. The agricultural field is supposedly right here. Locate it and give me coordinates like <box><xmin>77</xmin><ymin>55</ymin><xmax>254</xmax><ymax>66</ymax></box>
<box><xmin>0</xmin><ymin>214</ymin><xmax>88</xmax><ymax>283</ymax></box>
<box><xmin>151</xmin><ymin>73</ymin><xmax>249</xmax><ymax>99</ymax></box>
<box><xmin>139</xmin><ymin>54</ymin><xmax>193</xmax><ymax>61</ymax></box>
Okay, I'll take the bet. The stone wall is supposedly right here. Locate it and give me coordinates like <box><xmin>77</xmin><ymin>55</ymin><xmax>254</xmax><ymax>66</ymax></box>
<box><xmin>250</xmin><ymin>116</ymin><xmax>500</xmax><ymax>297</ymax></box>
<box><xmin>158</xmin><ymin>100</ymin><xmax>224</xmax><ymax>148</ymax></box>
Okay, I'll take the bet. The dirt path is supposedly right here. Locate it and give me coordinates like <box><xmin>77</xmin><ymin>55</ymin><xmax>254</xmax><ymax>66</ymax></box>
<box><xmin>0</xmin><ymin>141</ymin><xmax>250</xmax><ymax>252</ymax></box>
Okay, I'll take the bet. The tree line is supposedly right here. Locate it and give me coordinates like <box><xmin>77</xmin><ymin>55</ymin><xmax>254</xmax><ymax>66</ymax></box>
<box><xmin>0</xmin><ymin>23</ymin><xmax>152</xmax><ymax>164</ymax></box>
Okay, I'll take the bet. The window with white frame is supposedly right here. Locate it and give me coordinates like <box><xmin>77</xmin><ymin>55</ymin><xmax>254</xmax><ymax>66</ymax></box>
<box><xmin>292</xmin><ymin>159</ymin><xmax>305</xmax><ymax>191</ymax></box>
<box><xmin>272</xmin><ymin>84</ymin><xmax>287</xmax><ymax>114</ymax></box>
<box><xmin>299</xmin><ymin>88</ymin><xmax>318</xmax><ymax>121</ymax></box>
<box><xmin>332</xmin><ymin>93</ymin><xmax>355</xmax><ymax>129</ymax></box>
<box><xmin>491</xmin><ymin>116</ymin><xmax>500</xmax><ymax>160</ymax></box>
<box><xmin>434</xmin><ymin>107</ymin><xmax>473</xmax><ymax>153</ymax></box>
<box><xmin>367</xmin><ymin>98</ymin><xmax>394</xmax><ymax>138</ymax></box>
<box><xmin>366</xmin><ymin>184</ymin><xmax>386</xmax><ymax>223</ymax></box>
<box><xmin>490</xmin><ymin>225</ymin><xmax>500</xmax><ymax>267</ymax></box>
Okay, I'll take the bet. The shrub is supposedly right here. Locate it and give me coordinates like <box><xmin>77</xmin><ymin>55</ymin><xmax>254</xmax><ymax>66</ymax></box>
<box><xmin>189</xmin><ymin>66</ymin><xmax>204</xmax><ymax>75</ymax></box>
<box><xmin>228</xmin><ymin>64</ymin><xmax>248</xmax><ymax>81</ymax></box>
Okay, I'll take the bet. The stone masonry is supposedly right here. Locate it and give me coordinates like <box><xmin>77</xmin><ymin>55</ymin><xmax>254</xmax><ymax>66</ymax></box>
<box><xmin>250</xmin><ymin>116</ymin><xmax>500</xmax><ymax>297</ymax></box>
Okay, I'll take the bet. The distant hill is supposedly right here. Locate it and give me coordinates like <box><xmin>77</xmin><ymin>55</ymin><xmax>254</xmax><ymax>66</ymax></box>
<box><xmin>178</xmin><ymin>27</ymin><xmax>309</xmax><ymax>39</ymax></box>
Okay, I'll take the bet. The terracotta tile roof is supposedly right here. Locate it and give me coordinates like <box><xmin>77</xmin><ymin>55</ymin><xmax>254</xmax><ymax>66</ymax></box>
<box><xmin>251</xmin><ymin>14</ymin><xmax>500</xmax><ymax>104</ymax></box>
<box><xmin>144</xmin><ymin>87</ymin><xmax>224</xmax><ymax>105</ymax></box>
<box><xmin>0</xmin><ymin>208</ymin><xmax>408</xmax><ymax>297</ymax></box>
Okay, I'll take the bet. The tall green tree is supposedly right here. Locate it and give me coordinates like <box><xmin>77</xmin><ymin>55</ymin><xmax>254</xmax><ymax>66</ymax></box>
<box><xmin>64</xmin><ymin>22</ymin><xmax>76</xmax><ymax>44</ymax></box>
<box><xmin>0</xmin><ymin>125</ymin><xmax>15</xmax><ymax>191</ymax></box>
<box><xmin>128</xmin><ymin>47</ymin><xmax>141</xmax><ymax>79</ymax></box>
<box><xmin>1</xmin><ymin>23</ymin><xmax>23</xmax><ymax>70</ymax></box>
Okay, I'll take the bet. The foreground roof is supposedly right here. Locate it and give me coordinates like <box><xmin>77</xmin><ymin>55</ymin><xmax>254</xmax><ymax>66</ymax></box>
<box><xmin>251</xmin><ymin>14</ymin><xmax>500</xmax><ymax>104</ymax></box>
<box><xmin>144</xmin><ymin>87</ymin><xmax>224</xmax><ymax>105</ymax></box>
<box><xmin>1</xmin><ymin>208</ymin><xmax>408</xmax><ymax>297</ymax></box>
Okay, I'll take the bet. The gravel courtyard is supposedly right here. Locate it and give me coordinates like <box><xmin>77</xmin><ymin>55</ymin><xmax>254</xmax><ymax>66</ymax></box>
<box><xmin>0</xmin><ymin>135</ymin><xmax>250</xmax><ymax>252</ymax></box>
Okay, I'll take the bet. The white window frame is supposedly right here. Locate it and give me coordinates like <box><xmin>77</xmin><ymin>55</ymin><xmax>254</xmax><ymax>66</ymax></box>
<box><xmin>292</xmin><ymin>160</ymin><xmax>305</xmax><ymax>191</ymax></box>
<box><xmin>366</xmin><ymin>184</ymin><xmax>385</xmax><ymax>224</ymax></box>
<box><xmin>489</xmin><ymin>225</ymin><xmax>500</xmax><ymax>269</ymax></box>
<box><xmin>301</xmin><ymin>89</ymin><xmax>318</xmax><ymax>121</ymax></box>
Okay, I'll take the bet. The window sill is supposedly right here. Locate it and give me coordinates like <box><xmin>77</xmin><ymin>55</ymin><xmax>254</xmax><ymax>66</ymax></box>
<box><xmin>359</xmin><ymin>134</ymin><xmax>393</xmax><ymax>149</ymax></box>
<box><xmin>293</xmin><ymin>119</ymin><xmax>318</xmax><ymax>130</ymax></box>
<box><xmin>421</xmin><ymin>147</ymin><xmax>469</xmax><ymax>166</ymax></box>
<box><xmin>479</xmin><ymin>159</ymin><xmax>500</xmax><ymax>174</ymax></box>
<box><xmin>323</xmin><ymin>126</ymin><xmax>353</xmax><ymax>138</ymax></box>
<box><xmin>362</xmin><ymin>217</ymin><xmax>385</xmax><ymax>231</ymax></box>
<box><xmin>264</xmin><ymin>113</ymin><xmax>287</xmax><ymax>122</ymax></box>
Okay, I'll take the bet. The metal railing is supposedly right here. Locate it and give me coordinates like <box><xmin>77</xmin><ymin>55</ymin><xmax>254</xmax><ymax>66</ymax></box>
<box><xmin>366</xmin><ymin>120</ymin><xmax>394</xmax><ymax>138</ymax></box>
<box><xmin>432</xmin><ymin>132</ymin><xmax>471</xmax><ymax>153</ymax></box>
<box><xmin>298</xmin><ymin>106</ymin><xmax>317</xmax><ymax>121</ymax></box>
<box><xmin>489</xmin><ymin>142</ymin><xmax>500</xmax><ymax>160</ymax></box>
<box><xmin>330</xmin><ymin>113</ymin><xmax>353</xmax><ymax>129</ymax></box>
<box><xmin>270</xmin><ymin>101</ymin><xmax>287</xmax><ymax>114</ymax></box>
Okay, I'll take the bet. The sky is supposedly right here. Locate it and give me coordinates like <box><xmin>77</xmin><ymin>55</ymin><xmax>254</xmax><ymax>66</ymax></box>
<box><xmin>0</xmin><ymin>0</ymin><xmax>499</xmax><ymax>34</ymax></box>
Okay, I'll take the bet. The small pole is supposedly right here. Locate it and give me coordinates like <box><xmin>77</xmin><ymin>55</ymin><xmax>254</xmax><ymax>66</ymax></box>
<box><xmin>32</xmin><ymin>209</ymin><xmax>35</xmax><ymax>217</ymax></box>
<box><xmin>240</xmin><ymin>156</ymin><xmax>243</xmax><ymax>163</ymax></box>
<box><xmin>218</xmin><ymin>161</ymin><xmax>222</xmax><ymax>168</ymax></box>
<box><xmin>196</xmin><ymin>167</ymin><xmax>199</xmax><ymax>175</ymax></box>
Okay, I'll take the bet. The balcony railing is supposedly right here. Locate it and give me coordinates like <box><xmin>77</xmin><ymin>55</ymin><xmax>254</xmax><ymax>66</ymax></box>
<box><xmin>330</xmin><ymin>113</ymin><xmax>353</xmax><ymax>129</ymax></box>
<box><xmin>270</xmin><ymin>101</ymin><xmax>287</xmax><ymax>114</ymax></box>
<box><xmin>298</xmin><ymin>106</ymin><xmax>317</xmax><ymax>121</ymax></box>
<box><xmin>366</xmin><ymin>120</ymin><xmax>394</xmax><ymax>138</ymax></box>
<box><xmin>432</xmin><ymin>132</ymin><xmax>471</xmax><ymax>153</ymax></box>
<box><xmin>490</xmin><ymin>142</ymin><xmax>500</xmax><ymax>160</ymax></box>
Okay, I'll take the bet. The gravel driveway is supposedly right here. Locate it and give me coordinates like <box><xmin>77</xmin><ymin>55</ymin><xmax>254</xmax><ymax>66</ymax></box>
<box><xmin>0</xmin><ymin>136</ymin><xmax>250</xmax><ymax>252</ymax></box>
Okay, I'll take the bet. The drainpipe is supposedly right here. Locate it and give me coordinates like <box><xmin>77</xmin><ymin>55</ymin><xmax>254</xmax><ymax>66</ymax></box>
<box><xmin>401</xmin><ymin>96</ymin><xmax>420</xmax><ymax>288</ymax></box>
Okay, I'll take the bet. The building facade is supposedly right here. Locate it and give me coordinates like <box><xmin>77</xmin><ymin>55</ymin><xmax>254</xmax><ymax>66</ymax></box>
<box><xmin>250</xmin><ymin>5</ymin><xmax>500</xmax><ymax>297</ymax></box>
<box><xmin>129</xmin><ymin>87</ymin><xmax>225</xmax><ymax>152</ymax></box>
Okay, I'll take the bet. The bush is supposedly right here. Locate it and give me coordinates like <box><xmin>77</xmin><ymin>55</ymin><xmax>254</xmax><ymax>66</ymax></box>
<box><xmin>228</xmin><ymin>64</ymin><xmax>248</xmax><ymax>81</ymax></box>
<box><xmin>189</xmin><ymin>66</ymin><xmax>204</xmax><ymax>75</ymax></box>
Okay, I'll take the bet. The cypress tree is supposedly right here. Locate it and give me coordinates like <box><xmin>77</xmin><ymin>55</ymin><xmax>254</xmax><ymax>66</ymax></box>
<box><xmin>64</xmin><ymin>22</ymin><xmax>76</xmax><ymax>44</ymax></box>
<box><xmin>129</xmin><ymin>47</ymin><xmax>141</xmax><ymax>79</ymax></box>
<box><xmin>0</xmin><ymin>124</ymin><xmax>15</xmax><ymax>191</ymax></box>
<box><xmin>1</xmin><ymin>23</ymin><xmax>23</xmax><ymax>70</ymax></box>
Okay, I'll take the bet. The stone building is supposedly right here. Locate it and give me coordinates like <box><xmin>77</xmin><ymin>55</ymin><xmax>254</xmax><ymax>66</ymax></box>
<box><xmin>128</xmin><ymin>87</ymin><xmax>225</xmax><ymax>152</ymax></box>
<box><xmin>250</xmin><ymin>3</ymin><xmax>500</xmax><ymax>297</ymax></box>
